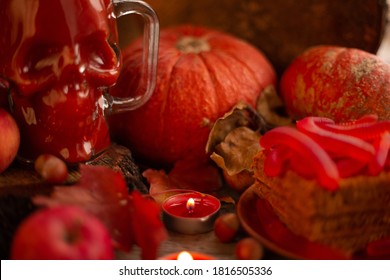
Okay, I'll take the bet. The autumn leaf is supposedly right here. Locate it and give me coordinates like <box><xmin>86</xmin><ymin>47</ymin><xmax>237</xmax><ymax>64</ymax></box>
<box><xmin>256</xmin><ymin>85</ymin><xmax>292</xmax><ymax>127</ymax></box>
<box><xmin>211</xmin><ymin>127</ymin><xmax>261</xmax><ymax>175</ymax></box>
<box><xmin>144</xmin><ymin>159</ymin><xmax>223</xmax><ymax>203</ymax></box>
<box><xmin>205</xmin><ymin>101</ymin><xmax>265</xmax><ymax>154</ymax></box>
<box><xmin>169</xmin><ymin>159</ymin><xmax>223</xmax><ymax>192</ymax></box>
<box><xmin>129</xmin><ymin>191</ymin><xmax>168</xmax><ymax>259</ymax></box>
<box><xmin>143</xmin><ymin>168</ymin><xmax>183</xmax><ymax>204</ymax></box>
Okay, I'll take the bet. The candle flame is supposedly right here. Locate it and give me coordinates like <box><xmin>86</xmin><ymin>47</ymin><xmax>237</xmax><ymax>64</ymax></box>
<box><xmin>186</xmin><ymin>198</ymin><xmax>195</xmax><ymax>213</ymax></box>
<box><xmin>177</xmin><ymin>251</ymin><xmax>193</xmax><ymax>261</ymax></box>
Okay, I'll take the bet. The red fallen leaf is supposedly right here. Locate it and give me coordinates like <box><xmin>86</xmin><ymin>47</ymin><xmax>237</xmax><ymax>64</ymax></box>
<box><xmin>33</xmin><ymin>164</ymin><xmax>167</xmax><ymax>259</ymax></box>
<box><xmin>169</xmin><ymin>159</ymin><xmax>223</xmax><ymax>192</ymax></box>
<box><xmin>129</xmin><ymin>191</ymin><xmax>168</xmax><ymax>260</ymax></box>
<box><xmin>142</xmin><ymin>160</ymin><xmax>222</xmax><ymax>197</ymax></box>
<box><xmin>144</xmin><ymin>159</ymin><xmax>223</xmax><ymax>203</ymax></box>
<box><xmin>143</xmin><ymin>169</ymin><xmax>184</xmax><ymax>204</ymax></box>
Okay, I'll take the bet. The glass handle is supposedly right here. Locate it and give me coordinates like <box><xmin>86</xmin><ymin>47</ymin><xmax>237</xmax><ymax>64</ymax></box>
<box><xmin>108</xmin><ymin>0</ymin><xmax>159</xmax><ymax>113</ymax></box>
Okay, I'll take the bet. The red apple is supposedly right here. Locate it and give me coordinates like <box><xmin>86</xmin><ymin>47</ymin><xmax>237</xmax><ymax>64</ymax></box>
<box><xmin>11</xmin><ymin>206</ymin><xmax>114</xmax><ymax>260</ymax></box>
<box><xmin>0</xmin><ymin>108</ymin><xmax>20</xmax><ymax>173</ymax></box>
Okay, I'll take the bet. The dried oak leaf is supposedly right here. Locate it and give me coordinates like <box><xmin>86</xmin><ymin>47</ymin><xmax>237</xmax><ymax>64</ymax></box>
<box><xmin>211</xmin><ymin>127</ymin><xmax>261</xmax><ymax>191</ymax></box>
<box><xmin>212</xmin><ymin>126</ymin><xmax>261</xmax><ymax>175</ymax></box>
<box><xmin>142</xmin><ymin>169</ymin><xmax>181</xmax><ymax>205</ymax></box>
<box><xmin>144</xmin><ymin>159</ymin><xmax>223</xmax><ymax>204</ymax></box>
<box><xmin>206</xmin><ymin>101</ymin><xmax>265</xmax><ymax>154</ymax></box>
<box><xmin>256</xmin><ymin>85</ymin><xmax>292</xmax><ymax>127</ymax></box>
<box><xmin>205</xmin><ymin>101</ymin><xmax>264</xmax><ymax>192</ymax></box>
<box><xmin>33</xmin><ymin>164</ymin><xmax>167</xmax><ymax>259</ymax></box>
<box><xmin>205</xmin><ymin>87</ymin><xmax>292</xmax><ymax>192</ymax></box>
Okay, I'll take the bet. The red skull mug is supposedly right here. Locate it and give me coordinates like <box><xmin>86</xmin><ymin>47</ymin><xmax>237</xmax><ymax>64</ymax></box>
<box><xmin>0</xmin><ymin>0</ymin><xmax>159</xmax><ymax>163</ymax></box>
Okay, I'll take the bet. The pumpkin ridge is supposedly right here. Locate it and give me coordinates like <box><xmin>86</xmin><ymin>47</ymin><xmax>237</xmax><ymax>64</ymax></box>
<box><xmin>220</xmin><ymin>48</ymin><xmax>263</xmax><ymax>91</ymax></box>
<box><xmin>200</xmin><ymin>50</ymin><xmax>246</xmax><ymax>110</ymax></box>
<box><xmin>220</xmin><ymin>49</ymin><xmax>261</xmax><ymax>87</ymax></box>
<box><xmin>197</xmin><ymin>52</ymin><xmax>223</xmax><ymax>111</ymax></box>
<box><xmin>156</xmin><ymin>50</ymin><xmax>183</xmax><ymax>140</ymax></box>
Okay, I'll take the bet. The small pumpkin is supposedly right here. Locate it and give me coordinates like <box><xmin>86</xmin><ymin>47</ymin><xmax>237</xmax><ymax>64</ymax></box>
<box><xmin>109</xmin><ymin>25</ymin><xmax>276</xmax><ymax>168</ymax></box>
<box><xmin>280</xmin><ymin>45</ymin><xmax>390</xmax><ymax>122</ymax></box>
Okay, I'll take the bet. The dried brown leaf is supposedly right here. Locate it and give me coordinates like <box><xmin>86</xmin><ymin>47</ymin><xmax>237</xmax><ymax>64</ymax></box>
<box><xmin>206</xmin><ymin>101</ymin><xmax>266</xmax><ymax>154</ymax></box>
<box><xmin>212</xmin><ymin>127</ymin><xmax>261</xmax><ymax>175</ymax></box>
<box><xmin>256</xmin><ymin>85</ymin><xmax>292</xmax><ymax>126</ymax></box>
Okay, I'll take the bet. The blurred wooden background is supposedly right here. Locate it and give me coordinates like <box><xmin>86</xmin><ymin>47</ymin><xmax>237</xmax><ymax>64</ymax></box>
<box><xmin>377</xmin><ymin>0</ymin><xmax>390</xmax><ymax>62</ymax></box>
<box><xmin>117</xmin><ymin>0</ymin><xmax>389</xmax><ymax>75</ymax></box>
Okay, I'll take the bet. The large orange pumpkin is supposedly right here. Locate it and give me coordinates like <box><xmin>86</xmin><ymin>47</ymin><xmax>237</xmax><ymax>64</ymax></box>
<box><xmin>109</xmin><ymin>25</ymin><xmax>276</xmax><ymax>168</ymax></box>
<box><xmin>280</xmin><ymin>45</ymin><xmax>390</xmax><ymax>122</ymax></box>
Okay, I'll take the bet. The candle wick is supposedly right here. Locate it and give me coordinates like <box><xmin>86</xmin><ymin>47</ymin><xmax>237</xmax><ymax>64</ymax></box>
<box><xmin>186</xmin><ymin>198</ymin><xmax>195</xmax><ymax>215</ymax></box>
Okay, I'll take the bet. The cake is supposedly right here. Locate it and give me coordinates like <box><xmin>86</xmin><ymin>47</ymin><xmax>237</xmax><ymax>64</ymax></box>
<box><xmin>252</xmin><ymin>115</ymin><xmax>390</xmax><ymax>257</ymax></box>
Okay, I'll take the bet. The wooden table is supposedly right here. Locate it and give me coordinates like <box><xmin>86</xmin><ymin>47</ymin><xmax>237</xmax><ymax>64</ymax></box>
<box><xmin>116</xmin><ymin>189</ymin><xmax>243</xmax><ymax>260</ymax></box>
<box><xmin>117</xmin><ymin>228</ymin><xmax>238</xmax><ymax>260</ymax></box>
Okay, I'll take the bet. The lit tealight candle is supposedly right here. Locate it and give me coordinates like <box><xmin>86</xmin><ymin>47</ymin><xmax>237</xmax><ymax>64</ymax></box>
<box><xmin>160</xmin><ymin>251</ymin><xmax>215</xmax><ymax>260</ymax></box>
<box><xmin>177</xmin><ymin>251</ymin><xmax>193</xmax><ymax>261</ymax></box>
<box><xmin>162</xmin><ymin>192</ymin><xmax>221</xmax><ymax>234</ymax></box>
<box><xmin>186</xmin><ymin>198</ymin><xmax>195</xmax><ymax>214</ymax></box>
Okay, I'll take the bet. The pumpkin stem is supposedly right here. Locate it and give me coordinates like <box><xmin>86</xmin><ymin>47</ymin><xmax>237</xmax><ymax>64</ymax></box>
<box><xmin>176</xmin><ymin>36</ymin><xmax>211</xmax><ymax>54</ymax></box>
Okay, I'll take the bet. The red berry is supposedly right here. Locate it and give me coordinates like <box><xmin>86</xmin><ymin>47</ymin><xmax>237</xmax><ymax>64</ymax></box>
<box><xmin>214</xmin><ymin>213</ymin><xmax>240</xmax><ymax>243</ymax></box>
<box><xmin>34</xmin><ymin>154</ymin><xmax>68</xmax><ymax>183</ymax></box>
<box><xmin>235</xmin><ymin>237</ymin><xmax>264</xmax><ymax>260</ymax></box>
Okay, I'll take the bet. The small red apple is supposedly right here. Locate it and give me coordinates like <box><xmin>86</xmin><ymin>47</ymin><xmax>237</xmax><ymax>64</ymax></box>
<box><xmin>0</xmin><ymin>108</ymin><xmax>20</xmax><ymax>173</ymax></box>
<box><xmin>11</xmin><ymin>206</ymin><xmax>114</xmax><ymax>260</ymax></box>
